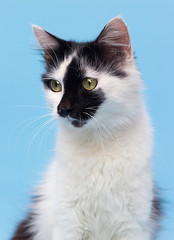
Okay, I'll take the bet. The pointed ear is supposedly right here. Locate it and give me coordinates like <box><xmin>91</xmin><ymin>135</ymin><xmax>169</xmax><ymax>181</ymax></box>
<box><xmin>32</xmin><ymin>25</ymin><xmax>63</xmax><ymax>66</ymax></box>
<box><xmin>32</xmin><ymin>25</ymin><xmax>60</xmax><ymax>50</ymax></box>
<box><xmin>96</xmin><ymin>17</ymin><xmax>132</xmax><ymax>65</ymax></box>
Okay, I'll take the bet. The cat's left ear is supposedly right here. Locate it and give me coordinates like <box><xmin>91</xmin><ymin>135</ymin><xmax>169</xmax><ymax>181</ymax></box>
<box><xmin>96</xmin><ymin>17</ymin><xmax>132</xmax><ymax>64</ymax></box>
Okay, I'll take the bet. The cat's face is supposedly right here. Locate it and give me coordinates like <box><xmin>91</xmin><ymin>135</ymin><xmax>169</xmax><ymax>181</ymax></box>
<box><xmin>33</xmin><ymin>17</ymin><xmax>142</xmax><ymax>130</ymax></box>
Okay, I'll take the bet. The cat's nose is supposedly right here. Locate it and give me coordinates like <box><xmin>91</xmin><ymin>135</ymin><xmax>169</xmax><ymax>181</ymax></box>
<box><xmin>57</xmin><ymin>106</ymin><xmax>72</xmax><ymax>117</ymax></box>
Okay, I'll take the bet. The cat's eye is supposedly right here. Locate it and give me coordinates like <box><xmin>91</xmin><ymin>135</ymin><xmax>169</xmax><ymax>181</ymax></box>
<box><xmin>50</xmin><ymin>80</ymin><xmax>62</xmax><ymax>92</ymax></box>
<box><xmin>82</xmin><ymin>78</ymin><xmax>97</xmax><ymax>91</ymax></box>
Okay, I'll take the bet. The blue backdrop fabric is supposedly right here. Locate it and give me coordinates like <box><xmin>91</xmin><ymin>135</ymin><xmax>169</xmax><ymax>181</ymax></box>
<box><xmin>0</xmin><ymin>0</ymin><xmax>174</xmax><ymax>239</ymax></box>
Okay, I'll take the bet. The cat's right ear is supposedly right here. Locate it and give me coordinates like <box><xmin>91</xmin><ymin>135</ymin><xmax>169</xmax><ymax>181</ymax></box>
<box><xmin>96</xmin><ymin>17</ymin><xmax>132</xmax><ymax>66</ymax></box>
<box><xmin>32</xmin><ymin>25</ymin><xmax>63</xmax><ymax>65</ymax></box>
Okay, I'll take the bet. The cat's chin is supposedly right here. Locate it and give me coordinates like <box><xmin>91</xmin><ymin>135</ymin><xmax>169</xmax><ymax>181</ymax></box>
<box><xmin>71</xmin><ymin>120</ymin><xmax>86</xmax><ymax>128</ymax></box>
<box><xmin>61</xmin><ymin>117</ymin><xmax>87</xmax><ymax>128</ymax></box>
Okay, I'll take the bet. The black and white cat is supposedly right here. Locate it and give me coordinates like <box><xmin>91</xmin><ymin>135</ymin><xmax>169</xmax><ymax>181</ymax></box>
<box><xmin>12</xmin><ymin>17</ymin><xmax>161</xmax><ymax>240</ymax></box>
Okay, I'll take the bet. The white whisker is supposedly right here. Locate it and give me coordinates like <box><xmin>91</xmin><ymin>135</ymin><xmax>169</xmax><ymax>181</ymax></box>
<box><xmin>27</xmin><ymin>118</ymin><xmax>55</xmax><ymax>154</ymax></box>
<box><xmin>8</xmin><ymin>113</ymin><xmax>53</xmax><ymax>147</ymax></box>
<box><xmin>37</xmin><ymin>118</ymin><xmax>56</xmax><ymax>160</ymax></box>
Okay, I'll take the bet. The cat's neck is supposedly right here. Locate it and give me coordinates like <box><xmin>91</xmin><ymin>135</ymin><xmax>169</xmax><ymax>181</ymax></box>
<box><xmin>56</xmin><ymin>107</ymin><xmax>152</xmax><ymax>166</ymax></box>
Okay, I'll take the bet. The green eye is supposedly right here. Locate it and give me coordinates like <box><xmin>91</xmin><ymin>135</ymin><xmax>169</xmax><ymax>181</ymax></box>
<box><xmin>82</xmin><ymin>78</ymin><xmax>97</xmax><ymax>91</ymax></box>
<box><xmin>50</xmin><ymin>80</ymin><xmax>62</xmax><ymax>92</ymax></box>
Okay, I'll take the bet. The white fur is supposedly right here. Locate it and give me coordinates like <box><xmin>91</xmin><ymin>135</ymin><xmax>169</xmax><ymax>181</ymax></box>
<box><xmin>31</xmin><ymin>58</ymin><xmax>156</xmax><ymax>240</ymax></box>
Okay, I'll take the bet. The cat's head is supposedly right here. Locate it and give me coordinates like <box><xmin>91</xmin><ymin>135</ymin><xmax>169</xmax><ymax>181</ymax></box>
<box><xmin>33</xmin><ymin>17</ymin><xmax>143</xmax><ymax>130</ymax></box>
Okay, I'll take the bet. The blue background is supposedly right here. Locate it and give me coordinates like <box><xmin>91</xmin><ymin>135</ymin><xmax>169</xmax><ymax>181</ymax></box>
<box><xmin>0</xmin><ymin>0</ymin><xmax>174</xmax><ymax>239</ymax></box>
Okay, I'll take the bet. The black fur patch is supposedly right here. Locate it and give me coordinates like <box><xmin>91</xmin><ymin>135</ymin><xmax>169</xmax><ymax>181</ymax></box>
<box><xmin>151</xmin><ymin>195</ymin><xmax>162</xmax><ymax>222</ymax></box>
<box><xmin>11</xmin><ymin>213</ymin><xmax>35</xmax><ymax>240</ymax></box>
<box><xmin>58</xmin><ymin>57</ymin><xmax>105</xmax><ymax>125</ymax></box>
<box><xmin>150</xmin><ymin>192</ymin><xmax>162</xmax><ymax>240</ymax></box>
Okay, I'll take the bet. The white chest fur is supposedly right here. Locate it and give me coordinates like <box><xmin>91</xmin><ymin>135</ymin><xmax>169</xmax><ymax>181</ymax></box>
<box><xmin>32</xmin><ymin>111</ymin><xmax>154</xmax><ymax>240</ymax></box>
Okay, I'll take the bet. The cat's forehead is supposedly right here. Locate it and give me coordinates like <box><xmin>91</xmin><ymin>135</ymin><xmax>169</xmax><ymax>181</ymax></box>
<box><xmin>51</xmin><ymin>52</ymin><xmax>77</xmax><ymax>81</ymax></box>
<box><xmin>47</xmin><ymin>41</ymin><xmax>126</xmax><ymax>81</ymax></box>
<box><xmin>48</xmin><ymin>42</ymin><xmax>100</xmax><ymax>80</ymax></box>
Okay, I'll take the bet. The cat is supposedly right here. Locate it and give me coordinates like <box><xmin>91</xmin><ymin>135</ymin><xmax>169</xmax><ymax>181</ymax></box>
<box><xmin>11</xmin><ymin>17</ymin><xmax>161</xmax><ymax>240</ymax></box>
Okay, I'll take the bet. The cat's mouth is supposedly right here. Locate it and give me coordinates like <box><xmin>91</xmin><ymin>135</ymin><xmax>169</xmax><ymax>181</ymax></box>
<box><xmin>58</xmin><ymin>109</ymin><xmax>94</xmax><ymax>128</ymax></box>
